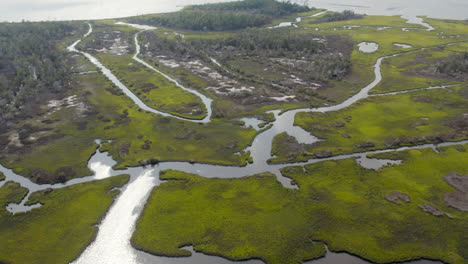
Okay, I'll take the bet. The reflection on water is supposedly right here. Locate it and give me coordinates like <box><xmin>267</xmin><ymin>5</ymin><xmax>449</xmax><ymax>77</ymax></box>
<box><xmin>356</xmin><ymin>156</ymin><xmax>402</xmax><ymax>170</ymax></box>
<box><xmin>394</xmin><ymin>43</ymin><xmax>413</xmax><ymax>48</ymax></box>
<box><xmin>238</xmin><ymin>117</ymin><xmax>264</xmax><ymax>130</ymax></box>
<box><xmin>358</xmin><ymin>42</ymin><xmax>379</xmax><ymax>53</ymax></box>
<box><xmin>6</xmin><ymin>193</ymin><xmax>42</xmax><ymax>214</ymax></box>
<box><xmin>73</xmin><ymin>168</ymin><xmax>159</xmax><ymax>264</ymax></box>
<box><xmin>305</xmin><ymin>0</ymin><xmax>467</xmax><ymax>20</ymax></box>
<box><xmin>401</xmin><ymin>15</ymin><xmax>435</xmax><ymax>31</ymax></box>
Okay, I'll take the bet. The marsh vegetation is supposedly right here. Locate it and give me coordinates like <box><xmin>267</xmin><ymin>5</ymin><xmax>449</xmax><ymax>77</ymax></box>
<box><xmin>0</xmin><ymin>0</ymin><xmax>467</xmax><ymax>263</ymax></box>
<box><xmin>133</xmin><ymin>145</ymin><xmax>468</xmax><ymax>264</ymax></box>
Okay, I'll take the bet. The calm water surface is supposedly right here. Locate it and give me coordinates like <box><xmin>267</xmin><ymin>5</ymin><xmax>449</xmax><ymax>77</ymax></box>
<box><xmin>2</xmin><ymin>0</ymin><xmax>467</xmax><ymax>22</ymax></box>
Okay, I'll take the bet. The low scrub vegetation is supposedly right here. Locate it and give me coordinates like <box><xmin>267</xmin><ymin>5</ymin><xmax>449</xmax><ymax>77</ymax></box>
<box><xmin>437</xmin><ymin>52</ymin><xmax>468</xmax><ymax>79</ymax></box>
<box><xmin>142</xmin><ymin>28</ymin><xmax>352</xmax><ymax>82</ymax></box>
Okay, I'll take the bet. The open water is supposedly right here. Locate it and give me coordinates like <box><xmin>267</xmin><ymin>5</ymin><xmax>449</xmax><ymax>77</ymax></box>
<box><xmin>1</xmin><ymin>0</ymin><xmax>467</xmax><ymax>22</ymax></box>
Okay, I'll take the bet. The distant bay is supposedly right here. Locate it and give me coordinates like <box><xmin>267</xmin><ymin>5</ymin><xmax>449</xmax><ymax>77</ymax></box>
<box><xmin>2</xmin><ymin>0</ymin><xmax>467</xmax><ymax>23</ymax></box>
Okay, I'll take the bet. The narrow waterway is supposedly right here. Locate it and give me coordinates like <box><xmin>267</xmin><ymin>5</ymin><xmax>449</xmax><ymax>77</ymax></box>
<box><xmin>1</xmin><ymin>17</ymin><xmax>463</xmax><ymax>264</ymax></box>
<box><xmin>3</xmin><ymin>138</ymin><xmax>462</xmax><ymax>264</ymax></box>
<box><xmin>114</xmin><ymin>21</ymin><xmax>213</xmax><ymax>123</ymax></box>
<box><xmin>268</xmin><ymin>11</ymin><xmax>329</xmax><ymax>29</ymax></box>
<box><xmin>67</xmin><ymin>24</ymin><xmax>212</xmax><ymax>123</ymax></box>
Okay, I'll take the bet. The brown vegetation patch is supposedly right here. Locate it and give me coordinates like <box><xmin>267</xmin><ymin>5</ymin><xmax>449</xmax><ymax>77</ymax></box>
<box><xmin>224</xmin><ymin>141</ymin><xmax>238</xmax><ymax>149</ymax></box>
<box><xmin>35</xmin><ymin>133</ymin><xmax>66</xmax><ymax>145</ymax></box>
<box><xmin>411</xmin><ymin>96</ymin><xmax>432</xmax><ymax>103</ymax></box>
<box><xmin>271</xmin><ymin>133</ymin><xmax>312</xmax><ymax>162</ymax></box>
<box><xmin>118</xmin><ymin>142</ymin><xmax>131</xmax><ymax>156</ymax></box>
<box><xmin>329</xmin><ymin>121</ymin><xmax>345</xmax><ymax>127</ymax></box>
<box><xmin>385</xmin><ymin>191</ymin><xmax>411</xmax><ymax>205</ymax></box>
<box><xmin>383</xmin><ymin>133</ymin><xmax>464</xmax><ymax>148</ymax></box>
<box><xmin>408</xmin><ymin>52</ymin><xmax>468</xmax><ymax>81</ymax></box>
<box><xmin>76</xmin><ymin>121</ymin><xmax>87</xmax><ymax>130</ymax></box>
<box><xmin>455</xmin><ymin>146</ymin><xmax>466</xmax><ymax>152</ymax></box>
<box><xmin>55</xmin><ymin>166</ymin><xmax>77</xmax><ymax>183</ymax></box>
<box><xmin>314</xmin><ymin>150</ymin><xmax>332</xmax><ymax>158</ymax></box>
<box><xmin>159</xmin><ymin>117</ymin><xmax>171</xmax><ymax>124</ymax></box>
<box><xmin>141</xmin><ymin>83</ymin><xmax>159</xmax><ymax>93</ymax></box>
<box><xmin>444</xmin><ymin>113</ymin><xmax>468</xmax><ymax>132</ymax></box>
<box><xmin>418</xmin><ymin>204</ymin><xmax>444</xmax><ymax>216</ymax></box>
<box><xmin>443</xmin><ymin>172</ymin><xmax>468</xmax><ymax>211</ymax></box>
<box><xmin>105</xmin><ymin>87</ymin><xmax>124</xmax><ymax>96</ymax></box>
<box><xmin>356</xmin><ymin>141</ymin><xmax>375</xmax><ymax>148</ymax></box>
<box><xmin>174</xmin><ymin>130</ymin><xmax>195</xmax><ymax>140</ymax></box>
<box><xmin>411</xmin><ymin>122</ymin><xmax>427</xmax><ymax>127</ymax></box>
<box><xmin>29</xmin><ymin>166</ymin><xmax>76</xmax><ymax>184</ymax></box>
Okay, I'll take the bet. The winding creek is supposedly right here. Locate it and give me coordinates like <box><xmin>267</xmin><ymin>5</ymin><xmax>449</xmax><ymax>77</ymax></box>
<box><xmin>268</xmin><ymin>10</ymin><xmax>328</xmax><ymax>28</ymax></box>
<box><xmin>1</xmin><ymin>17</ymin><xmax>466</xmax><ymax>264</ymax></box>
<box><xmin>67</xmin><ymin>23</ymin><xmax>212</xmax><ymax>123</ymax></box>
<box><xmin>119</xmin><ymin>22</ymin><xmax>214</xmax><ymax>123</ymax></box>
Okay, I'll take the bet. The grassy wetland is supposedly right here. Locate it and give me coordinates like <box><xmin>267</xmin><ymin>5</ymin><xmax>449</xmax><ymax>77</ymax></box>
<box><xmin>3</xmin><ymin>68</ymin><xmax>258</xmax><ymax>182</ymax></box>
<box><xmin>0</xmin><ymin>0</ymin><xmax>467</xmax><ymax>263</ymax></box>
<box><xmin>280</xmin><ymin>85</ymin><xmax>468</xmax><ymax>163</ymax></box>
<box><xmin>0</xmin><ymin>49</ymin><xmax>258</xmax><ymax>183</ymax></box>
<box><xmin>0</xmin><ymin>175</ymin><xmax>129</xmax><ymax>264</ymax></box>
<box><xmin>133</xmin><ymin>145</ymin><xmax>468</xmax><ymax>264</ymax></box>
<box><xmin>132</xmin><ymin>170</ymin><xmax>328</xmax><ymax>264</ymax></box>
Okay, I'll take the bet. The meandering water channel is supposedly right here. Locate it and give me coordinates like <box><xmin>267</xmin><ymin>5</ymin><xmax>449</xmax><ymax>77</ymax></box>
<box><xmin>67</xmin><ymin>23</ymin><xmax>212</xmax><ymax>123</ymax></box>
<box><xmin>1</xmin><ymin>18</ymin><xmax>464</xmax><ymax>264</ymax></box>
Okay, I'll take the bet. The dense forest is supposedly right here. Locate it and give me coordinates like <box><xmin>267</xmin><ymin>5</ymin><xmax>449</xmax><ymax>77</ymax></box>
<box><xmin>0</xmin><ymin>22</ymin><xmax>80</xmax><ymax>127</ymax></box>
<box><xmin>131</xmin><ymin>11</ymin><xmax>271</xmax><ymax>31</ymax></box>
<box><xmin>129</xmin><ymin>0</ymin><xmax>312</xmax><ymax>31</ymax></box>
<box><xmin>187</xmin><ymin>0</ymin><xmax>311</xmax><ymax>16</ymax></box>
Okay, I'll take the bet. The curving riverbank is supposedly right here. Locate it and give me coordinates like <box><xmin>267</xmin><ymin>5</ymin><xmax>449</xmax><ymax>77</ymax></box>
<box><xmin>67</xmin><ymin>23</ymin><xmax>213</xmax><ymax>123</ymax></box>
<box><xmin>116</xmin><ymin>21</ymin><xmax>214</xmax><ymax>123</ymax></box>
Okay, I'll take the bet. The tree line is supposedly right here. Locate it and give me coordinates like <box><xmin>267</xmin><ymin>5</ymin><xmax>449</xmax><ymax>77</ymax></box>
<box><xmin>129</xmin><ymin>0</ymin><xmax>312</xmax><ymax>31</ymax></box>
<box><xmin>187</xmin><ymin>0</ymin><xmax>311</xmax><ymax>17</ymax></box>
<box><xmin>131</xmin><ymin>11</ymin><xmax>271</xmax><ymax>31</ymax></box>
